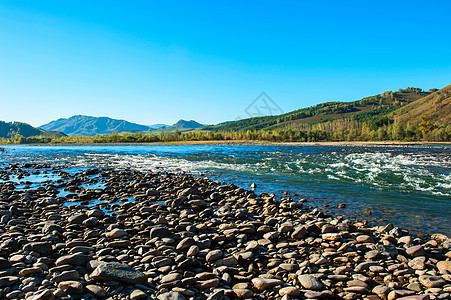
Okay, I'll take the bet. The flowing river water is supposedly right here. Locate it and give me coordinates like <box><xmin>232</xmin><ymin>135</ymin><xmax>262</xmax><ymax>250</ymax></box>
<box><xmin>0</xmin><ymin>144</ymin><xmax>450</xmax><ymax>236</ymax></box>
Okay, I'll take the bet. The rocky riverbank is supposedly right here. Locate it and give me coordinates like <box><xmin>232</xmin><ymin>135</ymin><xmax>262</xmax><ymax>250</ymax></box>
<box><xmin>0</xmin><ymin>163</ymin><xmax>450</xmax><ymax>300</ymax></box>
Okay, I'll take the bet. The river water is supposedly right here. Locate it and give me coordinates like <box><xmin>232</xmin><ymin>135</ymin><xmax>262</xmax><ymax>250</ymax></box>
<box><xmin>1</xmin><ymin>144</ymin><xmax>450</xmax><ymax>236</ymax></box>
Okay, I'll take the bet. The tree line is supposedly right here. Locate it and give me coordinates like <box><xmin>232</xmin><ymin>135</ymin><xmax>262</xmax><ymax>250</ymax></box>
<box><xmin>1</xmin><ymin>119</ymin><xmax>450</xmax><ymax>145</ymax></box>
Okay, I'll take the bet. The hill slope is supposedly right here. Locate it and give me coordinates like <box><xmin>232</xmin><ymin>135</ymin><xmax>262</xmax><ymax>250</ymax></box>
<box><xmin>202</xmin><ymin>85</ymin><xmax>451</xmax><ymax>141</ymax></box>
<box><xmin>392</xmin><ymin>85</ymin><xmax>451</xmax><ymax>127</ymax></box>
<box><xmin>40</xmin><ymin>115</ymin><xmax>159</xmax><ymax>136</ymax></box>
<box><xmin>204</xmin><ymin>87</ymin><xmax>432</xmax><ymax>132</ymax></box>
<box><xmin>0</xmin><ymin>121</ymin><xmax>65</xmax><ymax>138</ymax></box>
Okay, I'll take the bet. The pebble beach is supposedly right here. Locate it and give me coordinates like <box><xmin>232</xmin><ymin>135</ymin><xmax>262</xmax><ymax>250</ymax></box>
<box><xmin>0</xmin><ymin>162</ymin><xmax>450</xmax><ymax>300</ymax></box>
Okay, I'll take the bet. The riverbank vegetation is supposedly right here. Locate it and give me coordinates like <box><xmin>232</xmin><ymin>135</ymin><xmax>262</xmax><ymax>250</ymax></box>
<box><xmin>1</xmin><ymin>120</ymin><xmax>450</xmax><ymax>145</ymax></box>
<box><xmin>1</xmin><ymin>85</ymin><xmax>450</xmax><ymax>144</ymax></box>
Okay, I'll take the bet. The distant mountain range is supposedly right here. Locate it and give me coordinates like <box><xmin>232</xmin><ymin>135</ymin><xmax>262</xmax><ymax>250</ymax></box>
<box><xmin>156</xmin><ymin>119</ymin><xmax>205</xmax><ymax>132</ymax></box>
<box><xmin>0</xmin><ymin>121</ymin><xmax>65</xmax><ymax>139</ymax></box>
<box><xmin>40</xmin><ymin>115</ymin><xmax>167</xmax><ymax>136</ymax></box>
<box><xmin>39</xmin><ymin>115</ymin><xmax>205</xmax><ymax>136</ymax></box>
<box><xmin>0</xmin><ymin>116</ymin><xmax>205</xmax><ymax>139</ymax></box>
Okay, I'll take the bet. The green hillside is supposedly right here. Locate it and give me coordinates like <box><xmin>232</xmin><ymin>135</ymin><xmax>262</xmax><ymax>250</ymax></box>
<box><xmin>153</xmin><ymin>119</ymin><xmax>205</xmax><ymax>132</ymax></box>
<box><xmin>391</xmin><ymin>85</ymin><xmax>451</xmax><ymax>139</ymax></box>
<box><xmin>0</xmin><ymin>121</ymin><xmax>66</xmax><ymax>139</ymax></box>
<box><xmin>205</xmin><ymin>87</ymin><xmax>431</xmax><ymax>132</ymax></box>
<box><xmin>201</xmin><ymin>85</ymin><xmax>450</xmax><ymax>141</ymax></box>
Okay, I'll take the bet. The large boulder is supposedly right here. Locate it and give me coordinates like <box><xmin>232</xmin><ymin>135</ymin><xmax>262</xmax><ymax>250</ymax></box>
<box><xmin>90</xmin><ymin>262</ymin><xmax>147</xmax><ymax>284</ymax></box>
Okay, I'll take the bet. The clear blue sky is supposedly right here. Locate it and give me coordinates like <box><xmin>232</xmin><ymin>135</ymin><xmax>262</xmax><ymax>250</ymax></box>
<box><xmin>1</xmin><ymin>1</ymin><xmax>450</xmax><ymax>127</ymax></box>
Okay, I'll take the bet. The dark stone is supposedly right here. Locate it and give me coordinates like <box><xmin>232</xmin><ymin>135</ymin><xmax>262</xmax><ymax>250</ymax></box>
<box><xmin>68</xmin><ymin>214</ymin><xmax>88</xmax><ymax>224</ymax></box>
<box><xmin>0</xmin><ymin>259</ymin><xmax>12</xmax><ymax>270</ymax></box>
<box><xmin>26</xmin><ymin>242</ymin><xmax>53</xmax><ymax>256</ymax></box>
<box><xmin>150</xmin><ymin>226</ymin><xmax>171</xmax><ymax>239</ymax></box>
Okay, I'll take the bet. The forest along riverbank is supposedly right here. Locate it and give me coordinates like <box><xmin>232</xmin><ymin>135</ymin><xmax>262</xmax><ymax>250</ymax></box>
<box><xmin>0</xmin><ymin>162</ymin><xmax>450</xmax><ymax>299</ymax></box>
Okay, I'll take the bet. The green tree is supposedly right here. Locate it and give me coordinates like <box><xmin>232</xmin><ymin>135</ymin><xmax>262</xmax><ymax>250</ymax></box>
<box><xmin>418</xmin><ymin>114</ymin><xmax>434</xmax><ymax>137</ymax></box>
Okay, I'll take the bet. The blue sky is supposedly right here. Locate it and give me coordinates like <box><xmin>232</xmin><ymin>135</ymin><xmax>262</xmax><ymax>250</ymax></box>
<box><xmin>1</xmin><ymin>1</ymin><xmax>450</xmax><ymax>127</ymax></box>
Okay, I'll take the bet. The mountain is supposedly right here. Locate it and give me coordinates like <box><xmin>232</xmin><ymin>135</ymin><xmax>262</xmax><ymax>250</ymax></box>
<box><xmin>155</xmin><ymin>119</ymin><xmax>205</xmax><ymax>132</ymax></box>
<box><xmin>203</xmin><ymin>87</ymin><xmax>436</xmax><ymax>132</ymax></box>
<box><xmin>149</xmin><ymin>124</ymin><xmax>168</xmax><ymax>130</ymax></box>
<box><xmin>40</xmin><ymin>115</ymin><xmax>160</xmax><ymax>136</ymax></box>
<box><xmin>0</xmin><ymin>121</ymin><xmax>66</xmax><ymax>138</ymax></box>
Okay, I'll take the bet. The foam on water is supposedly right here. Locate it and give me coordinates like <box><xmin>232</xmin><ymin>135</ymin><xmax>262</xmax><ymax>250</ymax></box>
<box><xmin>58</xmin><ymin>146</ymin><xmax>451</xmax><ymax>198</ymax></box>
<box><xmin>2</xmin><ymin>144</ymin><xmax>450</xmax><ymax>235</ymax></box>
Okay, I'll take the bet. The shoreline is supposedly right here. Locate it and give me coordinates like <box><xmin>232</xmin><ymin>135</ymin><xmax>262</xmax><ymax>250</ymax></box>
<box><xmin>2</xmin><ymin>140</ymin><xmax>451</xmax><ymax>147</ymax></box>
<box><xmin>1</xmin><ymin>158</ymin><xmax>450</xmax><ymax>299</ymax></box>
<box><xmin>1</xmin><ymin>162</ymin><xmax>450</xmax><ymax>299</ymax></box>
